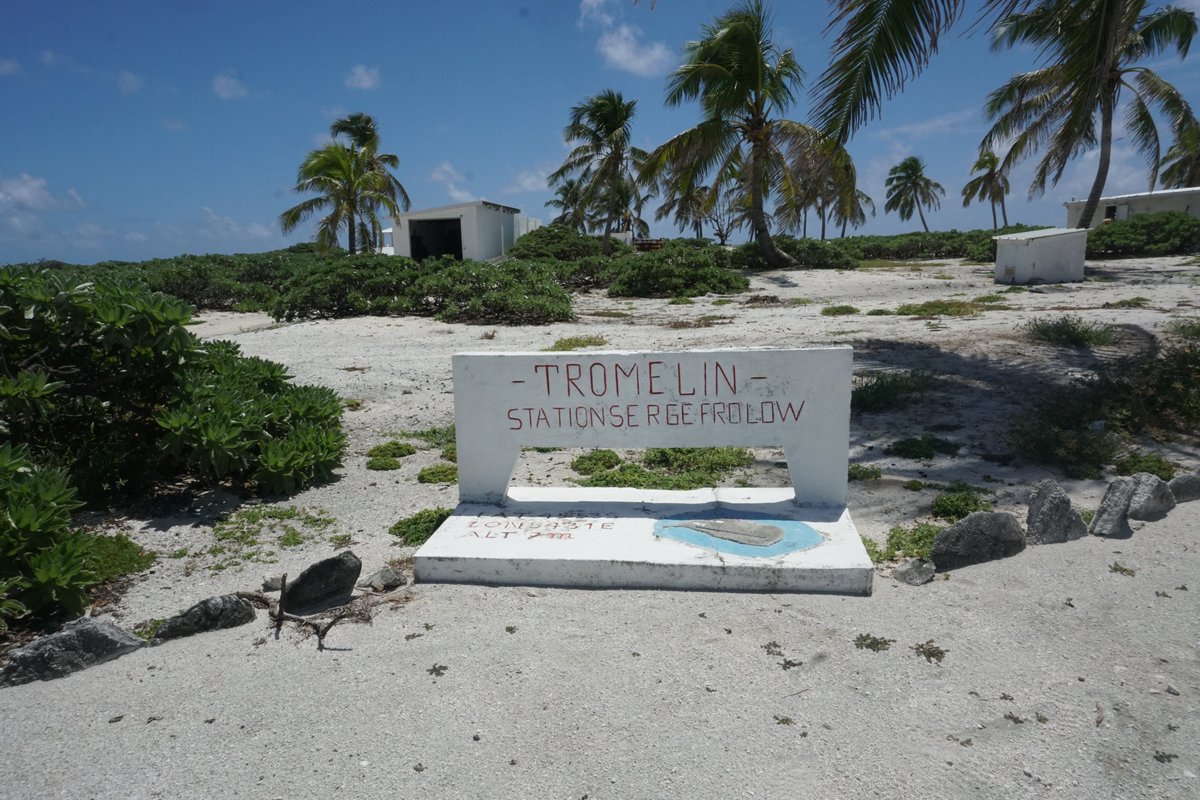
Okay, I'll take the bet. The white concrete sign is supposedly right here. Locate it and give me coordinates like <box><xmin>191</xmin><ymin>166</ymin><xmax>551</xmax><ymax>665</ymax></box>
<box><xmin>453</xmin><ymin>347</ymin><xmax>852</xmax><ymax>507</ymax></box>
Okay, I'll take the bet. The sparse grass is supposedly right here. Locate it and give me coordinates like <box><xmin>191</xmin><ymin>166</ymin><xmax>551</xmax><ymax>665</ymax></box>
<box><xmin>545</xmin><ymin>335</ymin><xmax>608</xmax><ymax>352</ymax></box>
<box><xmin>790</xmin><ymin>297</ymin><xmax>814</xmax><ymax>306</ymax></box>
<box><xmin>931</xmin><ymin>491</ymin><xmax>991</xmax><ymax>521</ymax></box>
<box><xmin>389</xmin><ymin>508</ymin><xmax>453</xmax><ymax>546</ymax></box>
<box><xmin>854</xmin><ymin>633</ymin><xmax>895</xmax><ymax>652</ymax></box>
<box><xmin>403</xmin><ymin>424</ymin><xmax>456</xmax><ymax>449</ymax></box>
<box><xmin>865</xmin><ymin>522</ymin><xmax>943</xmax><ymax>563</ymax></box>
<box><xmin>1023</xmin><ymin>315</ymin><xmax>1116</xmax><ymax>347</ymax></box>
<box><xmin>1110</xmin><ymin>561</ymin><xmax>1136</xmax><ymax>576</ymax></box>
<box><xmin>851</xmin><ymin>370</ymin><xmax>938</xmax><ymax>413</ymax></box>
<box><xmin>913</xmin><ymin>640</ymin><xmax>947</xmax><ymax>663</ymax></box>
<box><xmin>1080</xmin><ymin>509</ymin><xmax>1096</xmax><ymax>524</ymax></box>
<box><xmin>904</xmin><ymin>479</ymin><xmax>925</xmax><ymax>491</ymax></box>
<box><xmin>588</xmin><ymin>310</ymin><xmax>630</xmax><ymax>318</ymax></box>
<box><xmin>885</xmin><ymin>435</ymin><xmax>958</xmax><ymax>460</ymax></box>
<box><xmin>1169</xmin><ymin>317</ymin><xmax>1200</xmax><ymax>340</ymax></box>
<box><xmin>896</xmin><ymin>299</ymin><xmax>982</xmax><ymax>317</ymax></box>
<box><xmin>417</xmin><ymin>463</ymin><xmax>458</xmax><ymax>484</ymax></box>
<box><xmin>577</xmin><ymin>447</ymin><xmax>753</xmax><ymax>490</ymax></box>
<box><xmin>821</xmin><ymin>304</ymin><xmax>860</xmax><ymax>316</ymax></box>
<box><xmin>87</xmin><ymin>534</ymin><xmax>156</xmax><ymax>583</ymax></box>
<box><xmin>712</xmin><ymin>298</ymin><xmax>733</xmax><ymax>306</ymax></box>
<box><xmin>329</xmin><ymin>533</ymin><xmax>353</xmax><ymax>549</ymax></box>
<box><xmin>866</xmin><ymin>308</ymin><xmax>893</xmax><ymax>316</ymax></box>
<box><xmin>932</xmin><ymin>272</ymin><xmax>955</xmax><ymax>280</ymax></box>
<box><xmin>665</xmin><ymin>315</ymin><xmax>734</xmax><ymax>329</ymax></box>
<box><xmin>441</xmin><ymin>443</ymin><xmax>457</xmax><ymax>463</ymax></box>
<box><xmin>365</xmin><ymin>456</ymin><xmax>402</xmax><ymax>471</ymax></box>
<box><xmin>368</xmin><ymin>441</ymin><xmax>417</xmax><ymax>459</ymax></box>
<box><xmin>668</xmin><ymin>296</ymin><xmax>695</xmax><ymax>305</ymax></box>
<box><xmin>848</xmin><ymin>463</ymin><xmax>882</xmax><ymax>481</ymax></box>
<box><xmin>342</xmin><ymin>398</ymin><xmax>363</xmax><ymax>411</ymax></box>
<box><xmin>1104</xmin><ymin>296</ymin><xmax>1151</xmax><ymax>309</ymax></box>
<box><xmin>206</xmin><ymin>505</ymin><xmax>335</xmax><ymax>572</ymax></box>
<box><xmin>1002</xmin><ymin>285</ymin><xmax>1028</xmax><ymax>293</ymax></box>
<box><xmin>972</xmin><ymin>293</ymin><xmax>1006</xmax><ymax>304</ymax></box>
<box><xmin>1114</xmin><ymin>452</ymin><xmax>1176</xmax><ymax>480</ymax></box>
<box><xmin>571</xmin><ymin>449</ymin><xmax>622</xmax><ymax>475</ymax></box>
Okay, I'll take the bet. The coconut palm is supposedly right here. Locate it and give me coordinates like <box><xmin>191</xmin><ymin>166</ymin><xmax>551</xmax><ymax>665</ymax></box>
<box><xmin>961</xmin><ymin>150</ymin><xmax>1010</xmax><ymax>229</ymax></box>
<box><xmin>982</xmin><ymin>1</ymin><xmax>1196</xmax><ymax>228</ymax></box>
<box><xmin>652</xmin><ymin>159</ymin><xmax>712</xmax><ymax>239</ymax></box>
<box><xmin>545</xmin><ymin>177</ymin><xmax>593</xmax><ymax>231</ymax></box>
<box><xmin>643</xmin><ymin>0</ymin><xmax>845</xmax><ymax>269</ymax></box>
<box><xmin>281</xmin><ymin>114</ymin><xmax>410</xmax><ymax>253</ymax></box>
<box><xmin>549</xmin><ymin>89</ymin><xmax>648</xmax><ymax>255</ymax></box>
<box><xmin>328</xmin><ymin>113</ymin><xmax>411</xmax><ymax>251</ymax></box>
<box><xmin>1160</xmin><ymin>120</ymin><xmax>1200</xmax><ymax>188</ymax></box>
<box><xmin>884</xmin><ymin>156</ymin><xmax>944</xmax><ymax>232</ymax></box>
<box><xmin>833</xmin><ymin>188</ymin><xmax>876</xmax><ymax>238</ymax></box>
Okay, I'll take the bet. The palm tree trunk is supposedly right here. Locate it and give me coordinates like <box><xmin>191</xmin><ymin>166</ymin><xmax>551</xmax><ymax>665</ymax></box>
<box><xmin>990</xmin><ymin>200</ymin><xmax>997</xmax><ymax>231</ymax></box>
<box><xmin>840</xmin><ymin>218</ymin><xmax>848</xmax><ymax>238</ymax></box>
<box><xmin>347</xmin><ymin>209</ymin><xmax>356</xmax><ymax>254</ymax></box>
<box><xmin>916</xmin><ymin>202</ymin><xmax>929</xmax><ymax>233</ymax></box>
<box><xmin>1077</xmin><ymin>94</ymin><xmax>1115</xmax><ymax>229</ymax></box>
<box><xmin>1000</xmin><ymin>194</ymin><xmax>1009</xmax><ymax>227</ymax></box>
<box><xmin>602</xmin><ymin>216</ymin><xmax>614</xmax><ymax>256</ymax></box>
<box><xmin>820</xmin><ymin>206</ymin><xmax>827</xmax><ymax>241</ymax></box>
<box><xmin>749</xmin><ymin>141</ymin><xmax>796</xmax><ymax>269</ymax></box>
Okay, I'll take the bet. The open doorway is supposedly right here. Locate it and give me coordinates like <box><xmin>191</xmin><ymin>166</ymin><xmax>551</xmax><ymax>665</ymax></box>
<box><xmin>409</xmin><ymin>218</ymin><xmax>463</xmax><ymax>260</ymax></box>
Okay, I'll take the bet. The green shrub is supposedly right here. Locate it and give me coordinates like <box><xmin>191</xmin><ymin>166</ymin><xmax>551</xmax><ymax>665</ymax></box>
<box><xmin>838</xmin><ymin>225</ymin><xmax>1045</xmax><ymax>263</ymax></box>
<box><xmin>1024</xmin><ymin>316</ymin><xmax>1117</xmax><ymax>347</ymax></box>
<box><xmin>389</xmin><ymin>507</ymin><xmax>454</xmax><ymax>546</ymax></box>
<box><xmin>1114</xmin><ymin>452</ymin><xmax>1176</xmax><ymax>481</ymax></box>
<box><xmin>822</xmin><ymin>305</ymin><xmax>859</xmax><ymax>316</ymax></box>
<box><xmin>545</xmin><ymin>335</ymin><xmax>608</xmax><ymax>351</ymax></box>
<box><xmin>0</xmin><ymin>443</ymin><xmax>92</xmax><ymax>617</ymax></box>
<box><xmin>851</xmin><ymin>370</ymin><xmax>938</xmax><ymax>412</ymax></box>
<box><xmin>642</xmin><ymin>447</ymin><xmax>754</xmax><ymax>473</ymax></box>
<box><xmin>368</xmin><ymin>441</ymin><xmax>417</xmax><ymax>459</ymax></box>
<box><xmin>731</xmin><ymin>236</ymin><xmax>858</xmax><ymax>270</ymax></box>
<box><xmin>413</xmin><ymin>258</ymin><xmax>575</xmax><ymax>325</ymax></box>
<box><xmin>848</xmin><ymin>463</ymin><xmax>882</xmax><ymax>481</ymax></box>
<box><xmin>931</xmin><ymin>492</ymin><xmax>991</xmax><ymax>521</ymax></box>
<box><xmin>1086</xmin><ymin>212</ymin><xmax>1200</xmax><ymax>258</ymax></box>
<box><xmin>1169</xmin><ymin>318</ymin><xmax>1200</xmax><ymax>340</ymax></box>
<box><xmin>404</xmin><ymin>425</ymin><xmax>456</xmax><ymax>449</ymax></box>
<box><xmin>365</xmin><ymin>456</ymin><xmax>402</xmax><ymax>471</ymax></box>
<box><xmin>885</xmin><ymin>435</ymin><xmax>959</xmax><ymax>460</ymax></box>
<box><xmin>0</xmin><ymin>578</ymin><xmax>29</xmax><ymax>633</ymax></box>
<box><xmin>87</xmin><ymin>533</ymin><xmax>157</xmax><ymax>582</ymax></box>
<box><xmin>576</xmin><ymin>447</ymin><xmax>753</xmax><ymax>490</ymax></box>
<box><xmin>505</xmin><ymin>224</ymin><xmax>614</xmax><ymax>261</ymax></box>
<box><xmin>571</xmin><ymin>449</ymin><xmax>623</xmax><ymax>475</ymax></box>
<box><xmin>896</xmin><ymin>299</ymin><xmax>983</xmax><ymax>317</ymax></box>
<box><xmin>417</xmin><ymin>463</ymin><xmax>458</xmax><ymax>484</ymax></box>
<box><xmin>866</xmin><ymin>522</ymin><xmax>944</xmax><ymax>562</ymax></box>
<box><xmin>605</xmin><ymin>247</ymin><xmax>748</xmax><ymax>298</ymax></box>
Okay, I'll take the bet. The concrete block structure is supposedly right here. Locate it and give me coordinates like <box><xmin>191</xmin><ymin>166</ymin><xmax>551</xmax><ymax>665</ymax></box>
<box><xmin>385</xmin><ymin>200</ymin><xmax>541</xmax><ymax>261</ymax></box>
<box><xmin>1063</xmin><ymin>187</ymin><xmax>1200</xmax><ymax>228</ymax></box>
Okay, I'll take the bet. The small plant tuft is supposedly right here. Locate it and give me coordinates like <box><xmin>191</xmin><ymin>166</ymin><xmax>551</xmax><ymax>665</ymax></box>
<box><xmin>848</xmin><ymin>463</ymin><xmax>882</xmax><ymax>481</ymax></box>
<box><xmin>389</xmin><ymin>507</ymin><xmax>454</xmax><ymax>546</ymax></box>
<box><xmin>545</xmin><ymin>335</ymin><xmax>608</xmax><ymax>352</ymax></box>
<box><xmin>821</xmin><ymin>305</ymin><xmax>860</xmax><ymax>316</ymax></box>
<box><xmin>1024</xmin><ymin>315</ymin><xmax>1116</xmax><ymax>347</ymax></box>
<box><xmin>417</xmin><ymin>463</ymin><xmax>458</xmax><ymax>484</ymax></box>
<box><xmin>854</xmin><ymin>633</ymin><xmax>895</xmax><ymax>652</ymax></box>
<box><xmin>912</xmin><ymin>640</ymin><xmax>947</xmax><ymax>663</ymax></box>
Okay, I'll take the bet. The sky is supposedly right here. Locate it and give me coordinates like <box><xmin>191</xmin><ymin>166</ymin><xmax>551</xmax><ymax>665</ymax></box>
<box><xmin>2</xmin><ymin>0</ymin><xmax>1198</xmax><ymax>264</ymax></box>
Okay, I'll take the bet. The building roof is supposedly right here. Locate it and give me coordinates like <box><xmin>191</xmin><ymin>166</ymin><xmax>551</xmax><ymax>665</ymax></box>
<box><xmin>394</xmin><ymin>199</ymin><xmax>521</xmax><ymax>219</ymax></box>
<box><xmin>1062</xmin><ymin>186</ymin><xmax>1200</xmax><ymax>207</ymax></box>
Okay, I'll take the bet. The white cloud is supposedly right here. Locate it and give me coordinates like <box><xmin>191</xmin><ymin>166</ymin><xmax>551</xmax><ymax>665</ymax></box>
<box><xmin>74</xmin><ymin>222</ymin><xmax>114</xmax><ymax>248</ymax></box>
<box><xmin>0</xmin><ymin>59</ymin><xmax>20</xmax><ymax>76</ymax></box>
<box><xmin>870</xmin><ymin>107</ymin><xmax>981</xmax><ymax>141</ymax></box>
<box><xmin>116</xmin><ymin>70</ymin><xmax>144</xmax><ymax>94</ymax></box>
<box><xmin>431</xmin><ymin>161</ymin><xmax>475</xmax><ymax>202</ymax></box>
<box><xmin>596</xmin><ymin>24</ymin><xmax>674</xmax><ymax>77</ymax></box>
<box><xmin>579</xmin><ymin>0</ymin><xmax>615</xmax><ymax>27</ymax></box>
<box><xmin>212</xmin><ymin>71</ymin><xmax>247</xmax><ymax>99</ymax></box>
<box><xmin>0</xmin><ymin>173</ymin><xmax>56</xmax><ymax>211</ymax></box>
<box><xmin>199</xmin><ymin>207</ymin><xmax>272</xmax><ymax>240</ymax></box>
<box><xmin>65</xmin><ymin>188</ymin><xmax>86</xmax><ymax>209</ymax></box>
<box><xmin>504</xmin><ymin>168</ymin><xmax>550</xmax><ymax>194</ymax></box>
<box><xmin>41</xmin><ymin>51</ymin><xmax>57</xmax><ymax>66</ymax></box>
<box><xmin>124</xmin><ymin>231</ymin><xmax>148</xmax><ymax>243</ymax></box>
<box><xmin>345</xmin><ymin>65</ymin><xmax>380</xmax><ymax>90</ymax></box>
<box><xmin>161</xmin><ymin>117</ymin><xmax>186</xmax><ymax>131</ymax></box>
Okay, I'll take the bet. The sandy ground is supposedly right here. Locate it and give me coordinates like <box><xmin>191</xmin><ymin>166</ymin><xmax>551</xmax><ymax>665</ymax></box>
<box><xmin>1</xmin><ymin>255</ymin><xmax>1199</xmax><ymax>799</ymax></box>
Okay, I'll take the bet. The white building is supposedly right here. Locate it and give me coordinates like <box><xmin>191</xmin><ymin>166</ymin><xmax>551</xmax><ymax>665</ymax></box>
<box><xmin>382</xmin><ymin>200</ymin><xmax>542</xmax><ymax>261</ymax></box>
<box><xmin>1063</xmin><ymin>186</ymin><xmax>1200</xmax><ymax>228</ymax></box>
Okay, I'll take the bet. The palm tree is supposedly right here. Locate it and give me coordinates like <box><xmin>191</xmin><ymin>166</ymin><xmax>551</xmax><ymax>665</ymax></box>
<box><xmin>833</xmin><ymin>188</ymin><xmax>876</xmax><ymax>238</ymax></box>
<box><xmin>644</xmin><ymin>0</ymin><xmax>843</xmax><ymax>269</ymax></box>
<box><xmin>329</xmin><ymin>113</ymin><xmax>411</xmax><ymax>251</ymax></box>
<box><xmin>280</xmin><ymin>114</ymin><xmax>410</xmax><ymax>253</ymax></box>
<box><xmin>545</xmin><ymin>177</ymin><xmax>592</xmax><ymax>231</ymax></box>
<box><xmin>884</xmin><ymin>156</ymin><xmax>944</xmax><ymax>232</ymax></box>
<box><xmin>982</xmin><ymin>1</ymin><xmax>1196</xmax><ymax>228</ymax></box>
<box><xmin>549</xmin><ymin>89</ymin><xmax>647</xmax><ymax>255</ymax></box>
<box><xmin>653</xmin><ymin>160</ymin><xmax>712</xmax><ymax>238</ymax></box>
<box><xmin>1160</xmin><ymin>120</ymin><xmax>1200</xmax><ymax>188</ymax></box>
<box><xmin>961</xmin><ymin>150</ymin><xmax>1010</xmax><ymax>229</ymax></box>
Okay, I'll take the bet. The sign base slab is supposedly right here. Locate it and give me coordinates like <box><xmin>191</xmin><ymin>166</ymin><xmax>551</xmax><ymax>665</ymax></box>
<box><xmin>414</xmin><ymin>487</ymin><xmax>873</xmax><ymax>595</ymax></box>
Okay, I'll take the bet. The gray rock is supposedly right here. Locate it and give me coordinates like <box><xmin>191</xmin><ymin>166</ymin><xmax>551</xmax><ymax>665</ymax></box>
<box><xmin>1026</xmin><ymin>479</ymin><xmax>1088</xmax><ymax>545</ymax></box>
<box><xmin>262</xmin><ymin>573</ymin><xmax>284</xmax><ymax>592</ymax></box>
<box><xmin>1168</xmin><ymin>474</ymin><xmax>1200</xmax><ymax>503</ymax></box>
<box><xmin>357</xmin><ymin>566</ymin><xmax>407</xmax><ymax>592</ymax></box>
<box><xmin>153</xmin><ymin>595</ymin><xmax>256</xmax><ymax>642</ymax></box>
<box><xmin>1088</xmin><ymin>477</ymin><xmax>1136</xmax><ymax>537</ymax></box>
<box><xmin>281</xmin><ymin>550</ymin><xmax>362</xmax><ymax>612</ymax></box>
<box><xmin>0</xmin><ymin>618</ymin><xmax>142</xmax><ymax>688</ymax></box>
<box><xmin>892</xmin><ymin>557</ymin><xmax>936</xmax><ymax>585</ymax></box>
<box><xmin>930</xmin><ymin>512</ymin><xmax>1026</xmax><ymax>570</ymax></box>
<box><xmin>1127</xmin><ymin>472</ymin><xmax>1175</xmax><ymax>521</ymax></box>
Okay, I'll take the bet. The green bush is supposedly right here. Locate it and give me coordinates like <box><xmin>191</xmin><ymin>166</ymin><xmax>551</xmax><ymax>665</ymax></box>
<box><xmin>838</xmin><ymin>225</ymin><xmax>1045</xmax><ymax>263</ymax></box>
<box><xmin>413</xmin><ymin>258</ymin><xmax>575</xmax><ymax>325</ymax></box>
<box><xmin>87</xmin><ymin>533</ymin><xmax>157</xmax><ymax>583</ymax></box>
<box><xmin>821</xmin><ymin>305</ymin><xmax>859</xmax><ymax>316</ymax></box>
<box><xmin>851</xmin><ymin>370</ymin><xmax>938</xmax><ymax>413</ymax></box>
<box><xmin>417</xmin><ymin>462</ymin><xmax>458</xmax><ymax>484</ymax></box>
<box><xmin>848</xmin><ymin>463</ymin><xmax>882</xmax><ymax>481</ymax></box>
<box><xmin>368</xmin><ymin>441</ymin><xmax>417</xmax><ymax>459</ymax></box>
<box><xmin>931</xmin><ymin>492</ymin><xmax>991</xmax><ymax>521</ymax></box>
<box><xmin>388</xmin><ymin>507</ymin><xmax>454</xmax><ymax>546</ymax></box>
<box><xmin>0</xmin><ymin>443</ymin><xmax>92</xmax><ymax>617</ymax></box>
<box><xmin>1024</xmin><ymin>316</ymin><xmax>1117</xmax><ymax>347</ymax></box>
<box><xmin>1086</xmin><ymin>212</ymin><xmax>1200</xmax><ymax>258</ymax></box>
<box><xmin>1114</xmin><ymin>452</ymin><xmax>1176</xmax><ymax>481</ymax></box>
<box><xmin>865</xmin><ymin>522</ymin><xmax>944</xmax><ymax>562</ymax></box>
<box><xmin>505</xmin><ymin>224</ymin><xmax>609</xmax><ymax>261</ymax></box>
<box><xmin>365</xmin><ymin>456</ymin><xmax>402</xmax><ymax>471</ymax></box>
<box><xmin>885</xmin><ymin>435</ymin><xmax>959</xmax><ymax>460</ymax></box>
<box><xmin>605</xmin><ymin>246</ymin><xmax>748</xmax><ymax>298</ymax></box>
<box><xmin>571</xmin><ymin>449</ymin><xmax>622</xmax><ymax>475</ymax></box>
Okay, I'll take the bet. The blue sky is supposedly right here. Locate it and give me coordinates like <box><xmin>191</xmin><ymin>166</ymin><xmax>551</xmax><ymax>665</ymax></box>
<box><xmin>2</xmin><ymin>0</ymin><xmax>1197</xmax><ymax>264</ymax></box>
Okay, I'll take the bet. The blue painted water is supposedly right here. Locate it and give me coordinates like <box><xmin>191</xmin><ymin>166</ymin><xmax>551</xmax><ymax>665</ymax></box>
<box><xmin>654</xmin><ymin>510</ymin><xmax>825</xmax><ymax>558</ymax></box>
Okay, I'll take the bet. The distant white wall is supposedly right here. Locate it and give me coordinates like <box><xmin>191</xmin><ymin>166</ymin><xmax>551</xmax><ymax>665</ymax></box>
<box><xmin>391</xmin><ymin>202</ymin><xmax>543</xmax><ymax>261</ymax></box>
<box><xmin>1064</xmin><ymin>188</ymin><xmax>1200</xmax><ymax>228</ymax></box>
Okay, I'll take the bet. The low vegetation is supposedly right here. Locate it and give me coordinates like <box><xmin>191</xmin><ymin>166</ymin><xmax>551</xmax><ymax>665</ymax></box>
<box><xmin>1113</xmin><ymin>452</ymin><xmax>1176</xmax><ymax>481</ymax></box>
<box><xmin>851</xmin><ymin>370</ymin><xmax>938</xmax><ymax>413</ymax></box>
<box><xmin>1085</xmin><ymin>211</ymin><xmax>1200</xmax><ymax>258</ymax></box>
<box><xmin>571</xmin><ymin>447</ymin><xmax>753</xmax><ymax>490</ymax></box>
<box><xmin>885</xmin><ymin>435</ymin><xmax>958</xmax><ymax>460</ymax></box>
<box><xmin>546</xmin><ymin>335</ymin><xmax>608</xmax><ymax>352</ymax></box>
<box><xmin>847</xmin><ymin>463</ymin><xmax>882</xmax><ymax>481</ymax></box>
<box><xmin>1024</xmin><ymin>316</ymin><xmax>1117</xmax><ymax>347</ymax></box>
<box><xmin>896</xmin><ymin>299</ymin><xmax>983</xmax><ymax>317</ymax></box>
<box><xmin>862</xmin><ymin>522</ymin><xmax>943</xmax><ymax>563</ymax></box>
<box><xmin>821</xmin><ymin>305</ymin><xmax>860</xmax><ymax>316</ymax></box>
<box><xmin>931</xmin><ymin>490</ymin><xmax>991</xmax><ymax>521</ymax></box>
<box><xmin>389</xmin><ymin>508</ymin><xmax>454</xmax><ymax>546</ymax></box>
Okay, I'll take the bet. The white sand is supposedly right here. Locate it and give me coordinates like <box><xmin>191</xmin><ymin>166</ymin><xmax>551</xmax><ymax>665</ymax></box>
<box><xmin>1</xmin><ymin>255</ymin><xmax>1198</xmax><ymax>798</ymax></box>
